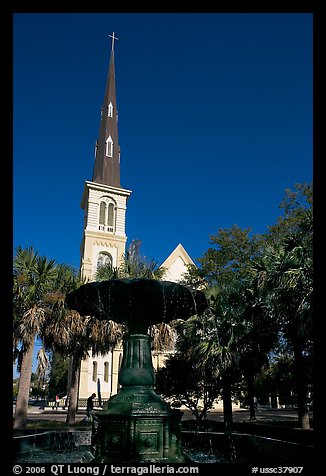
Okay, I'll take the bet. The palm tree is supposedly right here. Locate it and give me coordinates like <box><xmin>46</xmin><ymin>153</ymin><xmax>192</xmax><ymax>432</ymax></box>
<box><xmin>198</xmin><ymin>286</ymin><xmax>245</xmax><ymax>431</ymax></box>
<box><xmin>42</xmin><ymin>263</ymin><xmax>124</xmax><ymax>425</ymax></box>
<box><xmin>180</xmin><ymin>226</ymin><xmax>265</xmax><ymax>430</ymax></box>
<box><xmin>183</xmin><ymin>183</ymin><xmax>312</xmax><ymax>430</ymax></box>
<box><xmin>237</xmin><ymin>286</ymin><xmax>278</xmax><ymax>420</ymax></box>
<box><xmin>248</xmin><ymin>183</ymin><xmax>313</xmax><ymax>429</ymax></box>
<box><xmin>95</xmin><ymin>240</ymin><xmax>165</xmax><ymax>282</ymax></box>
<box><xmin>35</xmin><ymin>347</ymin><xmax>50</xmax><ymax>396</ymax></box>
<box><xmin>188</xmin><ymin>280</ymin><xmax>277</xmax><ymax>429</ymax></box>
<box><xmin>13</xmin><ymin>246</ymin><xmax>57</xmax><ymax>429</ymax></box>
<box><xmin>251</xmin><ymin>234</ymin><xmax>312</xmax><ymax>428</ymax></box>
<box><xmin>149</xmin><ymin>322</ymin><xmax>176</xmax><ymax>352</ymax></box>
<box><xmin>44</xmin><ymin>310</ymin><xmax>122</xmax><ymax>425</ymax></box>
<box><xmin>155</xmin><ymin>334</ymin><xmax>221</xmax><ymax>424</ymax></box>
<box><xmin>95</xmin><ymin>262</ymin><xmax>119</xmax><ymax>281</ymax></box>
<box><xmin>44</xmin><ymin>308</ymin><xmax>124</xmax><ymax>424</ymax></box>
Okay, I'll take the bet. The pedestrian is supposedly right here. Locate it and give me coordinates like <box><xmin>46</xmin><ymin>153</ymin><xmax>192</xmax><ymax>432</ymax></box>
<box><xmin>86</xmin><ymin>393</ymin><xmax>96</xmax><ymax>419</ymax></box>
<box><xmin>55</xmin><ymin>394</ymin><xmax>59</xmax><ymax>410</ymax></box>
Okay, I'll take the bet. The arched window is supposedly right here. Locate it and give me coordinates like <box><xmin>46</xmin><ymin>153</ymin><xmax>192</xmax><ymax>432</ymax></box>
<box><xmin>106</xmin><ymin>135</ymin><xmax>113</xmax><ymax>157</ymax></box>
<box><xmin>108</xmin><ymin>203</ymin><xmax>114</xmax><ymax>227</ymax></box>
<box><xmin>108</xmin><ymin>102</ymin><xmax>113</xmax><ymax>117</ymax></box>
<box><xmin>104</xmin><ymin>362</ymin><xmax>109</xmax><ymax>383</ymax></box>
<box><xmin>97</xmin><ymin>252</ymin><xmax>112</xmax><ymax>270</ymax></box>
<box><xmin>99</xmin><ymin>202</ymin><xmax>106</xmax><ymax>227</ymax></box>
<box><xmin>98</xmin><ymin>198</ymin><xmax>116</xmax><ymax>232</ymax></box>
<box><xmin>92</xmin><ymin>361</ymin><xmax>98</xmax><ymax>382</ymax></box>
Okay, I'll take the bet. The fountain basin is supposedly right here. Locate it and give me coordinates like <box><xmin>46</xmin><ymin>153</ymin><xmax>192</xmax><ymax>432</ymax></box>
<box><xmin>182</xmin><ymin>430</ymin><xmax>313</xmax><ymax>464</ymax></box>
<box><xmin>65</xmin><ymin>278</ymin><xmax>208</xmax><ymax>334</ymax></box>
<box><xmin>13</xmin><ymin>430</ymin><xmax>94</xmax><ymax>463</ymax></box>
<box><xmin>13</xmin><ymin>429</ymin><xmax>313</xmax><ymax>464</ymax></box>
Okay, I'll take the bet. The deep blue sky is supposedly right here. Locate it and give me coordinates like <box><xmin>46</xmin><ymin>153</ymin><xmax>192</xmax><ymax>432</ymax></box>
<box><xmin>13</xmin><ymin>12</ymin><xmax>312</xmax><ymax>272</ymax></box>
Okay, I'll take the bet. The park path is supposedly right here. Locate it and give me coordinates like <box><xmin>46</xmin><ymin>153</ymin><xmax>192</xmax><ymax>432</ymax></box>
<box><xmin>22</xmin><ymin>405</ymin><xmax>308</xmax><ymax>424</ymax></box>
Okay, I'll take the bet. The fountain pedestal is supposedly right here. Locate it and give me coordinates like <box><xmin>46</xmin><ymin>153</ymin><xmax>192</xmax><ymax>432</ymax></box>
<box><xmin>94</xmin><ymin>334</ymin><xmax>185</xmax><ymax>463</ymax></box>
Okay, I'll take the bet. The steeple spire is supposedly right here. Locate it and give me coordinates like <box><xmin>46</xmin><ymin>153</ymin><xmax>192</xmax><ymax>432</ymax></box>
<box><xmin>92</xmin><ymin>34</ymin><xmax>120</xmax><ymax>187</ymax></box>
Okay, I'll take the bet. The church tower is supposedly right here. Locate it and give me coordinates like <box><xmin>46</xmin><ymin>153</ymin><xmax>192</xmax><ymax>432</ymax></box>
<box><xmin>80</xmin><ymin>34</ymin><xmax>132</xmax><ymax>280</ymax></box>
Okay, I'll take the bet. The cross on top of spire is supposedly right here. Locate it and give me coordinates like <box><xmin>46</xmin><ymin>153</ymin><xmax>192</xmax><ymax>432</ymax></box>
<box><xmin>109</xmin><ymin>32</ymin><xmax>118</xmax><ymax>52</ymax></box>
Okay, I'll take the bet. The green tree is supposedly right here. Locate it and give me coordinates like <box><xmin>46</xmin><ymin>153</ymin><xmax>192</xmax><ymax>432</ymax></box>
<box><xmin>47</xmin><ymin>351</ymin><xmax>70</xmax><ymax>398</ymax></box>
<box><xmin>183</xmin><ymin>225</ymin><xmax>279</xmax><ymax>427</ymax></box>
<box><xmin>250</xmin><ymin>183</ymin><xmax>313</xmax><ymax>428</ymax></box>
<box><xmin>189</xmin><ymin>225</ymin><xmax>262</xmax><ymax>288</ymax></box>
<box><xmin>155</xmin><ymin>315</ymin><xmax>221</xmax><ymax>425</ymax></box>
<box><xmin>237</xmin><ymin>284</ymin><xmax>278</xmax><ymax>420</ymax></box>
<box><xmin>198</xmin><ymin>286</ymin><xmax>245</xmax><ymax>430</ymax></box>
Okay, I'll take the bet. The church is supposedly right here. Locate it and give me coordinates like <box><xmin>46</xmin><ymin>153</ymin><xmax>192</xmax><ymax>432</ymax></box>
<box><xmin>77</xmin><ymin>35</ymin><xmax>194</xmax><ymax>401</ymax></box>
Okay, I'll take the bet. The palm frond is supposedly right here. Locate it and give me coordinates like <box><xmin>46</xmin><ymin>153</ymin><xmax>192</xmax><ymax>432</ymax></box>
<box><xmin>149</xmin><ymin>323</ymin><xmax>177</xmax><ymax>351</ymax></box>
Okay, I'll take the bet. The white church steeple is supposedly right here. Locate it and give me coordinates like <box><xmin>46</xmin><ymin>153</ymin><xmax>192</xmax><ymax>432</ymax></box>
<box><xmin>80</xmin><ymin>34</ymin><xmax>132</xmax><ymax>280</ymax></box>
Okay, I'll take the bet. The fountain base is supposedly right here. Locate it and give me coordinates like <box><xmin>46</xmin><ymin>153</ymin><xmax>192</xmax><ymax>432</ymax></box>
<box><xmin>93</xmin><ymin>386</ymin><xmax>185</xmax><ymax>463</ymax></box>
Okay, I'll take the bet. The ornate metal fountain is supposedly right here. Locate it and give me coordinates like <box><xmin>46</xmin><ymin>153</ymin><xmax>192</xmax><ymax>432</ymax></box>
<box><xmin>66</xmin><ymin>278</ymin><xmax>208</xmax><ymax>463</ymax></box>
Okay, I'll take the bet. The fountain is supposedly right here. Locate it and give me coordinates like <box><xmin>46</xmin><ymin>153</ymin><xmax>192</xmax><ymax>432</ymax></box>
<box><xmin>65</xmin><ymin>278</ymin><xmax>208</xmax><ymax>464</ymax></box>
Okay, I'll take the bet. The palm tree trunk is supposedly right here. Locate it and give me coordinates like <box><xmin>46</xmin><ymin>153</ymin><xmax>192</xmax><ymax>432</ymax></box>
<box><xmin>66</xmin><ymin>353</ymin><xmax>81</xmax><ymax>425</ymax></box>
<box><xmin>13</xmin><ymin>338</ymin><xmax>35</xmax><ymax>429</ymax></box>
<box><xmin>222</xmin><ymin>377</ymin><xmax>233</xmax><ymax>431</ymax></box>
<box><xmin>66</xmin><ymin>356</ymin><xmax>73</xmax><ymax>395</ymax></box>
<box><xmin>247</xmin><ymin>375</ymin><xmax>256</xmax><ymax>421</ymax></box>
<box><xmin>293</xmin><ymin>340</ymin><xmax>310</xmax><ymax>429</ymax></box>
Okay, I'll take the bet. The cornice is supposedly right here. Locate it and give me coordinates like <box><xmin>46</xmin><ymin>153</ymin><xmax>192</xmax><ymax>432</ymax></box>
<box><xmin>85</xmin><ymin>180</ymin><xmax>132</xmax><ymax>196</ymax></box>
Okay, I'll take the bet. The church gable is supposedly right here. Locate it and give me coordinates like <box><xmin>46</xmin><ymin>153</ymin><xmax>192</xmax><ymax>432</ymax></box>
<box><xmin>160</xmin><ymin>243</ymin><xmax>194</xmax><ymax>283</ymax></box>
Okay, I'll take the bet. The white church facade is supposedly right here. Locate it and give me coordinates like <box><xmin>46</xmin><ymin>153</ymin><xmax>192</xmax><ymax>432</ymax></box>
<box><xmin>77</xmin><ymin>38</ymin><xmax>194</xmax><ymax>401</ymax></box>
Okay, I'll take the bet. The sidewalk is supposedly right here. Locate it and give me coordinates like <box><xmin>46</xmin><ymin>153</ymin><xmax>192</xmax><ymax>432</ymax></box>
<box><xmin>22</xmin><ymin>405</ymin><xmax>311</xmax><ymax>425</ymax></box>
<box><xmin>183</xmin><ymin>407</ymin><xmax>307</xmax><ymax>422</ymax></box>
